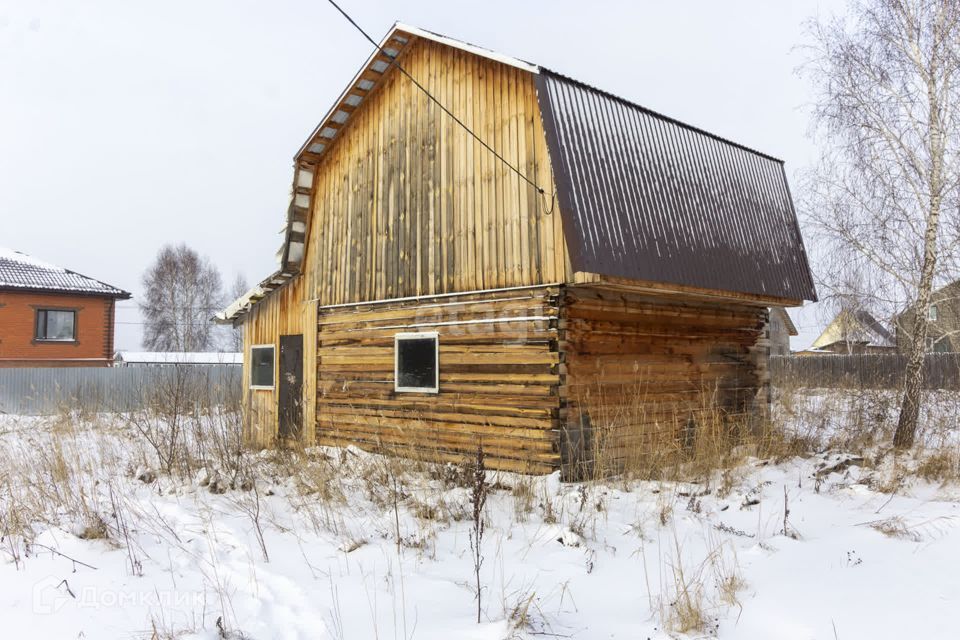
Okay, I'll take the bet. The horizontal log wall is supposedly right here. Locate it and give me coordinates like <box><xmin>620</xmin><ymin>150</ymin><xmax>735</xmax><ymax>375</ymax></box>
<box><xmin>559</xmin><ymin>287</ymin><xmax>768</xmax><ymax>474</ymax></box>
<box><xmin>315</xmin><ymin>286</ymin><xmax>562</xmax><ymax>473</ymax></box>
<box><xmin>305</xmin><ymin>37</ymin><xmax>569</xmax><ymax>307</ymax></box>
<box><xmin>242</xmin><ymin>276</ymin><xmax>317</xmax><ymax>447</ymax></box>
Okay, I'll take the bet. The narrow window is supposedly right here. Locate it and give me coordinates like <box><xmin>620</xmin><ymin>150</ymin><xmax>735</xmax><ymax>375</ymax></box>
<box><xmin>929</xmin><ymin>304</ymin><xmax>939</xmax><ymax>321</ymax></box>
<box><xmin>250</xmin><ymin>345</ymin><xmax>275</xmax><ymax>389</ymax></box>
<box><xmin>395</xmin><ymin>332</ymin><xmax>439</xmax><ymax>393</ymax></box>
<box><xmin>35</xmin><ymin>309</ymin><xmax>76</xmax><ymax>341</ymax></box>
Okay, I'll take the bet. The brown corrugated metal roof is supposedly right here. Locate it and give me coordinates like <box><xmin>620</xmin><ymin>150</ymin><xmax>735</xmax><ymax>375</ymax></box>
<box><xmin>535</xmin><ymin>69</ymin><xmax>817</xmax><ymax>302</ymax></box>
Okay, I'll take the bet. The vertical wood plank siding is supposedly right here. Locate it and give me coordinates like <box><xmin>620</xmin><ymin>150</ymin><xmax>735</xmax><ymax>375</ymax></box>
<box><xmin>315</xmin><ymin>286</ymin><xmax>561</xmax><ymax>473</ymax></box>
<box><xmin>304</xmin><ymin>39</ymin><xmax>569</xmax><ymax>306</ymax></box>
<box><xmin>559</xmin><ymin>287</ymin><xmax>769</xmax><ymax>472</ymax></box>
<box><xmin>242</xmin><ymin>277</ymin><xmax>317</xmax><ymax>446</ymax></box>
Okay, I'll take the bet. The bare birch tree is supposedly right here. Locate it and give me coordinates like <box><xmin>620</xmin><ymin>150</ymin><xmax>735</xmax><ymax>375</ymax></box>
<box><xmin>140</xmin><ymin>244</ymin><xmax>224</xmax><ymax>352</ymax></box>
<box><xmin>802</xmin><ymin>0</ymin><xmax>960</xmax><ymax>447</ymax></box>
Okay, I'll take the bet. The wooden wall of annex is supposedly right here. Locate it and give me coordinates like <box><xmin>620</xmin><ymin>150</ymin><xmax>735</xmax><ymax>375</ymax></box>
<box><xmin>304</xmin><ymin>38</ymin><xmax>569</xmax><ymax>306</ymax></box>
<box><xmin>559</xmin><ymin>287</ymin><xmax>769</xmax><ymax>474</ymax></box>
<box><xmin>241</xmin><ymin>276</ymin><xmax>317</xmax><ymax>447</ymax></box>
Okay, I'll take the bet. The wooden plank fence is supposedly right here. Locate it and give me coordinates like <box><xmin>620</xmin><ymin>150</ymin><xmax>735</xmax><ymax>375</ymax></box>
<box><xmin>771</xmin><ymin>353</ymin><xmax>960</xmax><ymax>390</ymax></box>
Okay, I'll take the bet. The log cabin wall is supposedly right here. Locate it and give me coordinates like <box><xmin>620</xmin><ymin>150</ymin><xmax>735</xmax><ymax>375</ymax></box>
<box><xmin>558</xmin><ymin>286</ymin><xmax>770</xmax><ymax>475</ymax></box>
<box><xmin>241</xmin><ymin>276</ymin><xmax>317</xmax><ymax>447</ymax></box>
<box><xmin>315</xmin><ymin>285</ymin><xmax>561</xmax><ymax>473</ymax></box>
<box><xmin>304</xmin><ymin>38</ymin><xmax>569</xmax><ymax>307</ymax></box>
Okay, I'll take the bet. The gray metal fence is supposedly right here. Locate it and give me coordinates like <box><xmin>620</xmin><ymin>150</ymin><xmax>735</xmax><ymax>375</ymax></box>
<box><xmin>771</xmin><ymin>353</ymin><xmax>960</xmax><ymax>390</ymax></box>
<box><xmin>0</xmin><ymin>366</ymin><xmax>242</xmax><ymax>415</ymax></box>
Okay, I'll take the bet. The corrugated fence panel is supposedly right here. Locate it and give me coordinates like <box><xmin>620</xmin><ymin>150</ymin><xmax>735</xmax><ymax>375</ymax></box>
<box><xmin>770</xmin><ymin>354</ymin><xmax>960</xmax><ymax>390</ymax></box>
<box><xmin>0</xmin><ymin>366</ymin><xmax>242</xmax><ymax>415</ymax></box>
<box><xmin>534</xmin><ymin>69</ymin><xmax>817</xmax><ymax>303</ymax></box>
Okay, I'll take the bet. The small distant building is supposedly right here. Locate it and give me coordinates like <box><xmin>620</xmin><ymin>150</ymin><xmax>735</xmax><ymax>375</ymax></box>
<box><xmin>768</xmin><ymin>307</ymin><xmax>798</xmax><ymax>356</ymax></box>
<box><xmin>895</xmin><ymin>280</ymin><xmax>960</xmax><ymax>353</ymax></box>
<box><xmin>811</xmin><ymin>309</ymin><xmax>896</xmax><ymax>354</ymax></box>
<box><xmin>0</xmin><ymin>248</ymin><xmax>130</xmax><ymax>367</ymax></box>
<box><xmin>113</xmin><ymin>351</ymin><xmax>242</xmax><ymax>366</ymax></box>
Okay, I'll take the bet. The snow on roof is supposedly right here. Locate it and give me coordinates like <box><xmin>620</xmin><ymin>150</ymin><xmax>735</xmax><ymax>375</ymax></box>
<box><xmin>214</xmin><ymin>269</ymin><xmax>296</xmax><ymax>324</ymax></box>
<box><xmin>0</xmin><ymin>248</ymin><xmax>130</xmax><ymax>298</ymax></box>
<box><xmin>114</xmin><ymin>351</ymin><xmax>242</xmax><ymax>365</ymax></box>
<box><xmin>812</xmin><ymin>309</ymin><xmax>896</xmax><ymax>349</ymax></box>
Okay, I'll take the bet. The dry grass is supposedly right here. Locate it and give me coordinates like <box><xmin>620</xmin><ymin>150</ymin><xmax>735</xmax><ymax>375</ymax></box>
<box><xmin>642</xmin><ymin>528</ymin><xmax>744</xmax><ymax>636</ymax></box>
<box><xmin>2</xmin><ymin>374</ymin><xmax>958</xmax><ymax>636</ymax></box>
<box><xmin>916</xmin><ymin>449</ymin><xmax>960</xmax><ymax>482</ymax></box>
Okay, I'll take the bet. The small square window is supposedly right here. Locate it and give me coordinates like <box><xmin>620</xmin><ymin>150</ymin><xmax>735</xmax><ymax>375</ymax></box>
<box><xmin>929</xmin><ymin>305</ymin><xmax>939</xmax><ymax>321</ymax></box>
<box><xmin>250</xmin><ymin>345</ymin><xmax>275</xmax><ymax>389</ymax></box>
<box><xmin>36</xmin><ymin>309</ymin><xmax>76</xmax><ymax>341</ymax></box>
<box><xmin>395</xmin><ymin>332</ymin><xmax>439</xmax><ymax>393</ymax></box>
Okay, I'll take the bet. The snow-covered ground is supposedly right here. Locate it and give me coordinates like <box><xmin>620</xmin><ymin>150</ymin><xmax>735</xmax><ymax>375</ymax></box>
<box><xmin>1</xmin><ymin>396</ymin><xmax>958</xmax><ymax>639</ymax></box>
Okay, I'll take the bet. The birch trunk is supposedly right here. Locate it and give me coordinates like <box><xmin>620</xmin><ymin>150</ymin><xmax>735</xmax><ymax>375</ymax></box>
<box><xmin>894</xmin><ymin>71</ymin><xmax>945</xmax><ymax>448</ymax></box>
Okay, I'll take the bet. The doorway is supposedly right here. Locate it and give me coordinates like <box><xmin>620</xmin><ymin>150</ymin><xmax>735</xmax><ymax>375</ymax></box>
<box><xmin>278</xmin><ymin>334</ymin><xmax>303</xmax><ymax>440</ymax></box>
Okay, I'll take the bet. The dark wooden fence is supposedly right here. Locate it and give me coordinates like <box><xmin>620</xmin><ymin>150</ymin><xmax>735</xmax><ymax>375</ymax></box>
<box><xmin>770</xmin><ymin>353</ymin><xmax>960</xmax><ymax>390</ymax></box>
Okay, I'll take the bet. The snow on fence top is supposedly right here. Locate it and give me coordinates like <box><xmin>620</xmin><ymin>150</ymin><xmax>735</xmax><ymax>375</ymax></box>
<box><xmin>114</xmin><ymin>351</ymin><xmax>243</xmax><ymax>365</ymax></box>
<box><xmin>0</xmin><ymin>247</ymin><xmax>130</xmax><ymax>298</ymax></box>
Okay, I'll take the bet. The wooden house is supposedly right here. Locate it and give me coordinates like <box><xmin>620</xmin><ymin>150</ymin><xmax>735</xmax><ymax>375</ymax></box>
<box><xmin>811</xmin><ymin>309</ymin><xmax>896</xmax><ymax>355</ymax></box>
<box><xmin>895</xmin><ymin>280</ymin><xmax>960</xmax><ymax>353</ymax></box>
<box><xmin>0</xmin><ymin>248</ymin><xmax>130</xmax><ymax>367</ymax></box>
<box><xmin>217</xmin><ymin>24</ymin><xmax>817</xmax><ymax>474</ymax></box>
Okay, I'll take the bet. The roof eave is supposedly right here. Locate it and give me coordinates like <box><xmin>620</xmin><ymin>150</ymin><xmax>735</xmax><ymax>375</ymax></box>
<box><xmin>0</xmin><ymin>285</ymin><xmax>131</xmax><ymax>299</ymax></box>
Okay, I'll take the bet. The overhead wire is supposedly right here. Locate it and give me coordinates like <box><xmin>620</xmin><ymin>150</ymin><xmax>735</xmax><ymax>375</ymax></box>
<box><xmin>323</xmin><ymin>0</ymin><xmax>555</xmax><ymax>215</ymax></box>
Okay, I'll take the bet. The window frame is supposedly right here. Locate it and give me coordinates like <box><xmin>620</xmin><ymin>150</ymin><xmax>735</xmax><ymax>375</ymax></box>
<box><xmin>249</xmin><ymin>344</ymin><xmax>276</xmax><ymax>390</ymax></box>
<box><xmin>394</xmin><ymin>331</ymin><xmax>440</xmax><ymax>394</ymax></box>
<box><xmin>34</xmin><ymin>308</ymin><xmax>78</xmax><ymax>343</ymax></box>
<box><xmin>929</xmin><ymin>304</ymin><xmax>939</xmax><ymax>321</ymax></box>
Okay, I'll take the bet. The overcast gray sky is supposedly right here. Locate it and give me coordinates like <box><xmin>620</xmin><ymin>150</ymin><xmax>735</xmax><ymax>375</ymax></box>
<box><xmin>2</xmin><ymin>0</ymin><xmax>842</xmax><ymax>351</ymax></box>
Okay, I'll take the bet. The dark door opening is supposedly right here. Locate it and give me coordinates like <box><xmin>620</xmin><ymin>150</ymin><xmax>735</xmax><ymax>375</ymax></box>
<box><xmin>278</xmin><ymin>334</ymin><xmax>303</xmax><ymax>440</ymax></box>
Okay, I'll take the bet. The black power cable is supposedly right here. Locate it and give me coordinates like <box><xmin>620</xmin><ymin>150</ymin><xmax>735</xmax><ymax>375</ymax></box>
<box><xmin>323</xmin><ymin>0</ymin><xmax>554</xmax><ymax>213</ymax></box>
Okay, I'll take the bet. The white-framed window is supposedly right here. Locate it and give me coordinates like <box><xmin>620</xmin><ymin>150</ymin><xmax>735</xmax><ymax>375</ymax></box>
<box><xmin>394</xmin><ymin>331</ymin><xmax>439</xmax><ymax>393</ymax></box>
<box><xmin>250</xmin><ymin>344</ymin><xmax>275</xmax><ymax>389</ymax></box>
<box><xmin>929</xmin><ymin>304</ymin><xmax>939</xmax><ymax>321</ymax></box>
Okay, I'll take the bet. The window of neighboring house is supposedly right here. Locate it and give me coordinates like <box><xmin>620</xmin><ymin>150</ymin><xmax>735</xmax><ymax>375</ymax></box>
<box><xmin>929</xmin><ymin>304</ymin><xmax>939</xmax><ymax>321</ymax></box>
<box><xmin>250</xmin><ymin>345</ymin><xmax>275</xmax><ymax>389</ymax></box>
<box><xmin>927</xmin><ymin>335</ymin><xmax>951</xmax><ymax>353</ymax></box>
<box><xmin>395</xmin><ymin>332</ymin><xmax>439</xmax><ymax>393</ymax></box>
<box><xmin>934</xmin><ymin>338</ymin><xmax>951</xmax><ymax>354</ymax></box>
<box><xmin>35</xmin><ymin>309</ymin><xmax>76</xmax><ymax>341</ymax></box>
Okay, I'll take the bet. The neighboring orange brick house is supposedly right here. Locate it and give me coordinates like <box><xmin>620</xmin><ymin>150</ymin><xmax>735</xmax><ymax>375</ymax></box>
<box><xmin>0</xmin><ymin>249</ymin><xmax>130</xmax><ymax>367</ymax></box>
